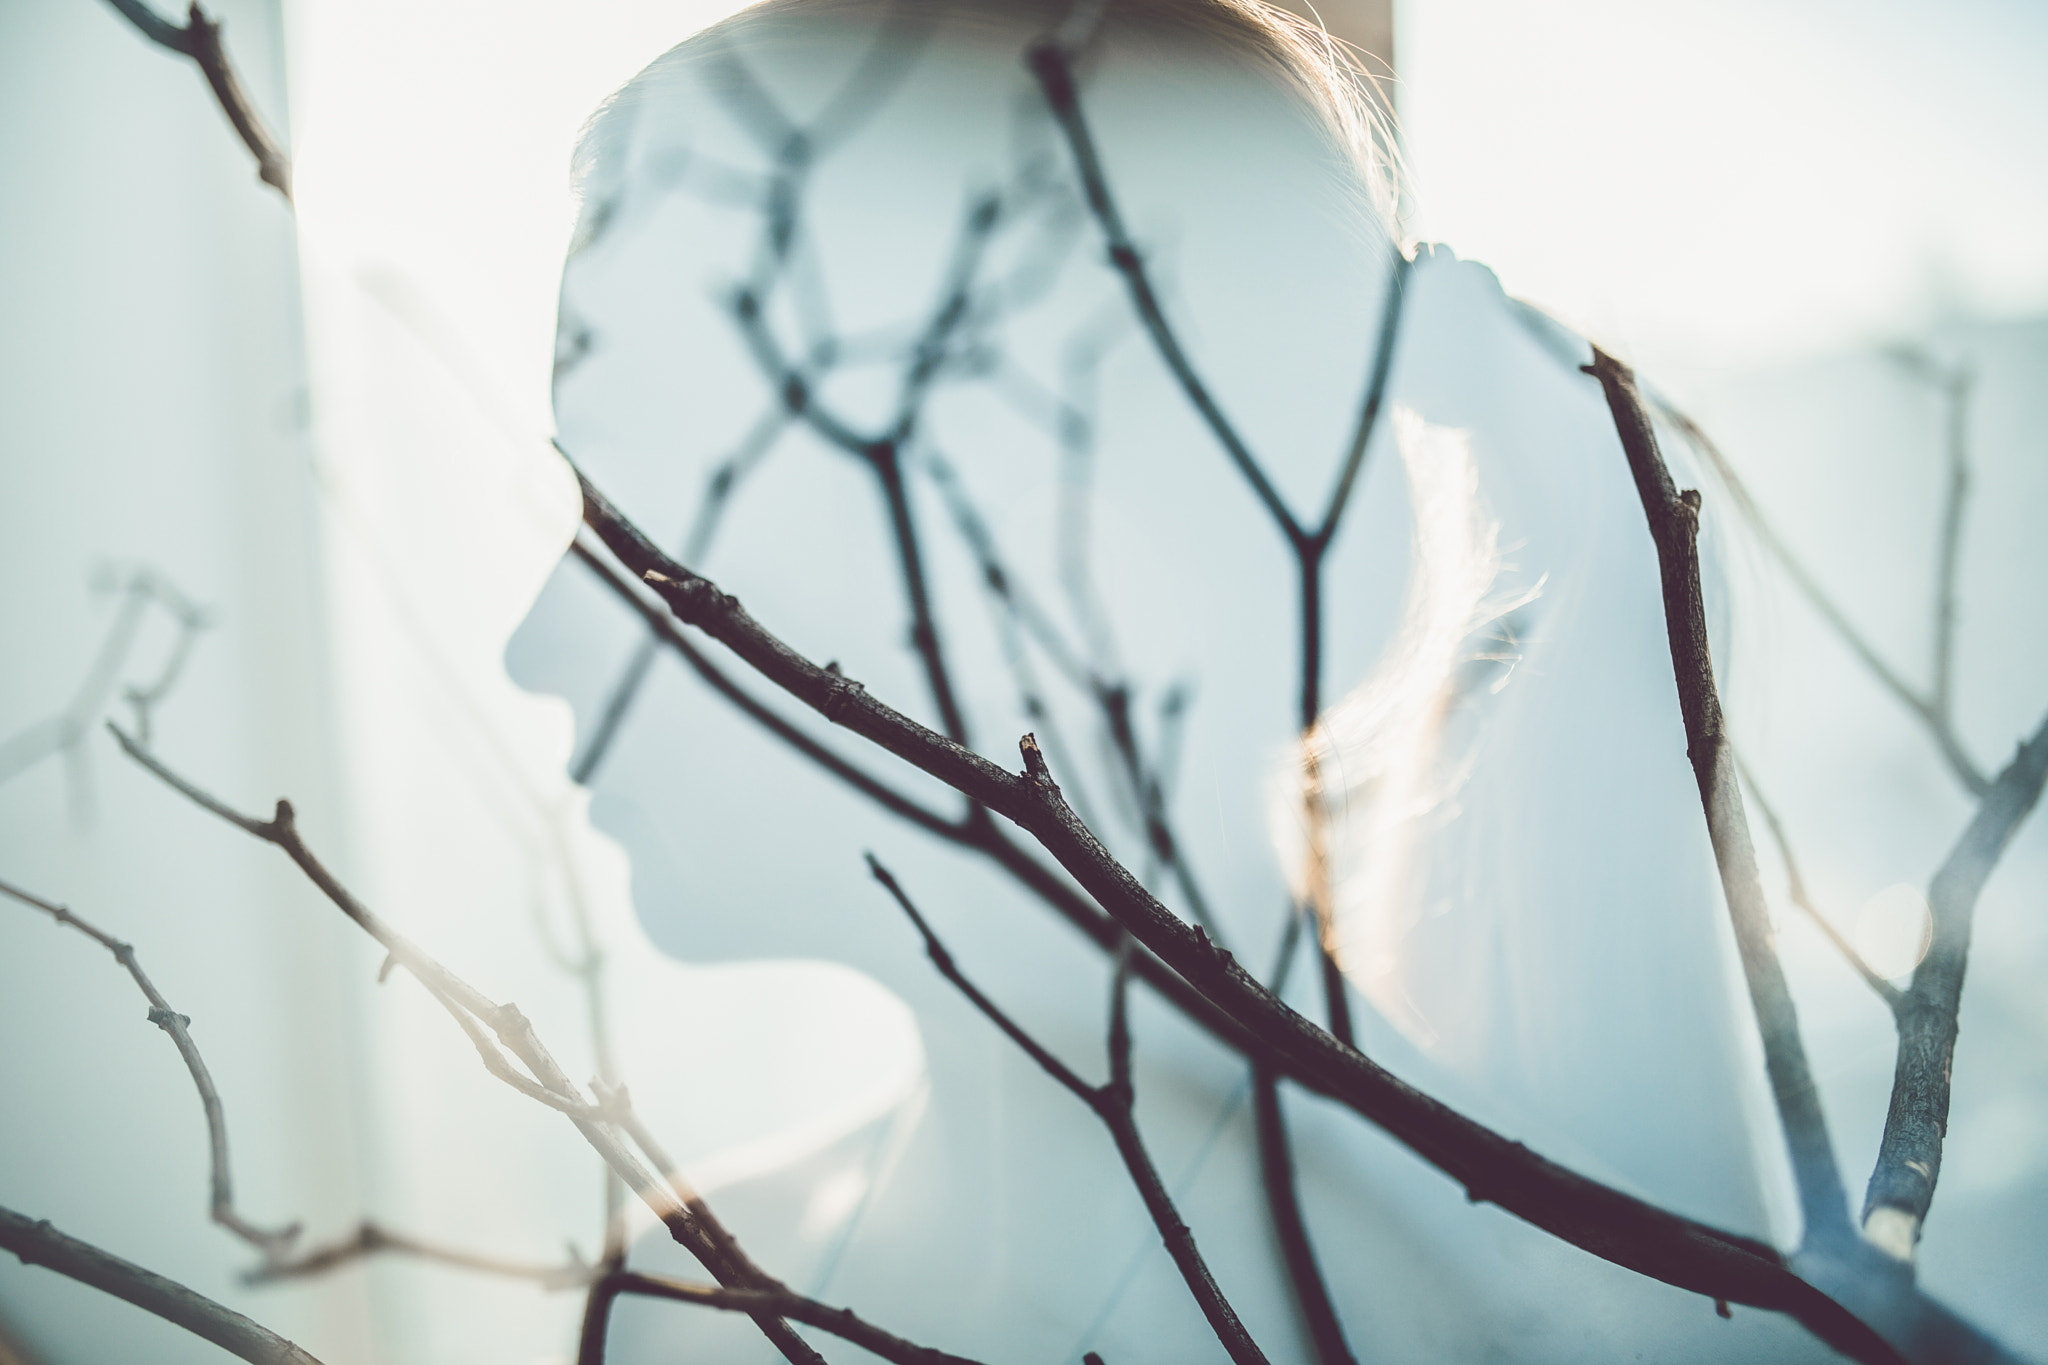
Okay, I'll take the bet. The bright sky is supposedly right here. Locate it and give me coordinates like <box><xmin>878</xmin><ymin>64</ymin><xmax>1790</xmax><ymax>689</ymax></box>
<box><xmin>1399</xmin><ymin>0</ymin><xmax>2048</xmax><ymax>381</ymax></box>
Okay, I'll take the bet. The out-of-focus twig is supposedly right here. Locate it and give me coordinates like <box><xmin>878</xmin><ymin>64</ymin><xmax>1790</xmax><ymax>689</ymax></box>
<box><xmin>0</xmin><ymin>568</ymin><xmax>209</xmax><ymax>799</ymax></box>
<box><xmin>244</xmin><ymin>1220</ymin><xmax>594</xmax><ymax>1290</ymax></box>
<box><xmin>1652</xmin><ymin>398</ymin><xmax>1989</xmax><ymax>797</ymax></box>
<box><xmin>1729</xmin><ymin>754</ymin><xmax>1904</xmax><ymax>1013</ymax></box>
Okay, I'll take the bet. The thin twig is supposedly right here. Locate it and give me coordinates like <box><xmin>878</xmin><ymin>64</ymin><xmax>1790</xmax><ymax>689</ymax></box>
<box><xmin>244</xmin><ymin>1220</ymin><xmax>594</xmax><ymax>1290</ymax></box>
<box><xmin>100</xmin><ymin>0</ymin><xmax>291</xmax><ymax>200</ymax></box>
<box><xmin>1861</xmin><ymin>710</ymin><xmax>2048</xmax><ymax>1260</ymax></box>
<box><xmin>1585</xmin><ymin>347</ymin><xmax>1854</xmax><ymax>1249</ymax></box>
<box><xmin>0</xmin><ymin>1205</ymin><xmax>321</xmax><ymax>1365</ymax></box>
<box><xmin>0</xmin><ymin>874</ymin><xmax>299</xmax><ymax>1255</ymax></box>
<box><xmin>1652</xmin><ymin>399</ymin><xmax>1990</xmax><ymax>797</ymax></box>
<box><xmin>1024</xmin><ymin>40</ymin><xmax>1302</xmax><ymax>541</ymax></box>
<box><xmin>1928</xmin><ymin>366</ymin><xmax>1972</xmax><ymax>721</ymax></box>
<box><xmin>1729</xmin><ymin>754</ymin><xmax>1905</xmax><ymax>1012</ymax></box>
<box><xmin>868</xmin><ymin>856</ymin><xmax>1271</xmax><ymax>1365</ymax></box>
<box><xmin>1252</xmin><ymin>1070</ymin><xmax>1355</xmax><ymax>1365</ymax></box>
<box><xmin>605</xmin><ymin>1270</ymin><xmax>986</xmax><ymax>1365</ymax></box>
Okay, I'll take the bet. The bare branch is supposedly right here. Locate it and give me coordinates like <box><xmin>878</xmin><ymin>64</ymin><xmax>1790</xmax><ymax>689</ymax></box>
<box><xmin>1586</xmin><ymin>347</ymin><xmax>1853</xmax><ymax>1248</ymax></box>
<box><xmin>100</xmin><ymin>0</ymin><xmax>291</xmax><ymax>200</ymax></box>
<box><xmin>1862</xmin><ymin>710</ymin><xmax>2048</xmax><ymax>1260</ymax></box>
<box><xmin>868</xmin><ymin>856</ymin><xmax>1272</xmax><ymax>1365</ymax></box>
<box><xmin>0</xmin><ymin>1205</ymin><xmax>321</xmax><ymax>1365</ymax></box>
<box><xmin>573</xmin><ymin>451</ymin><xmax>1928</xmax><ymax>1362</ymax></box>
<box><xmin>1314</xmin><ymin>253</ymin><xmax>1411</xmax><ymax>546</ymax></box>
<box><xmin>0</xmin><ymin>874</ymin><xmax>299</xmax><ymax>1256</ymax></box>
<box><xmin>1025</xmin><ymin>40</ymin><xmax>1303</xmax><ymax>542</ymax></box>
<box><xmin>1729</xmin><ymin>754</ymin><xmax>1905</xmax><ymax>1012</ymax></box>
<box><xmin>868</xmin><ymin>854</ymin><xmax>1096</xmax><ymax>1095</ymax></box>
<box><xmin>0</xmin><ymin>568</ymin><xmax>209</xmax><ymax>793</ymax></box>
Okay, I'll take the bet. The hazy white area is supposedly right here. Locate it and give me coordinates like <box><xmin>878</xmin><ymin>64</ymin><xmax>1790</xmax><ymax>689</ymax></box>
<box><xmin>1400</xmin><ymin>0</ymin><xmax>2048</xmax><ymax>380</ymax></box>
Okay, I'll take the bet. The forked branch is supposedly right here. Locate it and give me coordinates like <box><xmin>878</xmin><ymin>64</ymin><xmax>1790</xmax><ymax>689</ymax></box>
<box><xmin>868</xmin><ymin>853</ymin><xmax>1270</xmax><ymax>1365</ymax></box>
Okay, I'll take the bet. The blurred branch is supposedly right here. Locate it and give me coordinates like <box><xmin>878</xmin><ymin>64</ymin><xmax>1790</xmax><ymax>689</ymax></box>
<box><xmin>1586</xmin><ymin>347</ymin><xmax>1854</xmax><ymax>1249</ymax></box>
<box><xmin>1024</xmin><ymin>40</ymin><xmax>1301</xmax><ymax>541</ymax></box>
<box><xmin>868</xmin><ymin>855</ymin><xmax>1271</xmax><ymax>1365</ymax></box>
<box><xmin>0</xmin><ymin>1206</ymin><xmax>320</xmax><ymax>1365</ymax></box>
<box><xmin>1929</xmin><ymin>365</ymin><xmax>1971</xmax><ymax>723</ymax></box>
<box><xmin>1652</xmin><ymin>399</ymin><xmax>1990</xmax><ymax>797</ymax></box>
<box><xmin>1729</xmin><ymin>754</ymin><xmax>1904</xmax><ymax>1012</ymax></box>
<box><xmin>0</xmin><ymin>874</ymin><xmax>300</xmax><ymax>1256</ymax></box>
<box><xmin>1027</xmin><ymin>26</ymin><xmax>1410</xmax><ymax>1082</ymax></box>
<box><xmin>244</xmin><ymin>1220</ymin><xmax>594</xmax><ymax>1290</ymax></box>
<box><xmin>99</xmin><ymin>0</ymin><xmax>291</xmax><ymax>200</ymax></box>
<box><xmin>0</xmin><ymin>568</ymin><xmax>209</xmax><ymax>800</ymax></box>
<box><xmin>1862</xmin><ymin>710</ymin><xmax>2048</xmax><ymax>1260</ymax></box>
<box><xmin>576</xmin><ymin>463</ymin><xmax>1927</xmax><ymax>1365</ymax></box>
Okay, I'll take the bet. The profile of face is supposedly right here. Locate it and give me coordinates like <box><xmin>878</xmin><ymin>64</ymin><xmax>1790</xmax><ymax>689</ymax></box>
<box><xmin>510</xmin><ymin>2</ymin><xmax>1793</xmax><ymax>1358</ymax></box>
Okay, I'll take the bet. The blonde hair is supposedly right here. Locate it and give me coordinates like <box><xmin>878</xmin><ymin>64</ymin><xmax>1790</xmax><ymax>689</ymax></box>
<box><xmin>569</xmin><ymin>0</ymin><xmax>1399</xmax><ymax>250</ymax></box>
